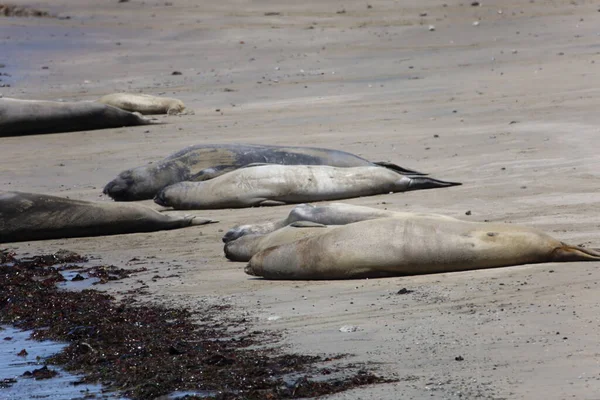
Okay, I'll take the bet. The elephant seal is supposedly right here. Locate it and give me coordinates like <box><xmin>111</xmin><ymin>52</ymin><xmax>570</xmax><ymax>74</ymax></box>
<box><xmin>154</xmin><ymin>164</ymin><xmax>460</xmax><ymax>210</ymax></box>
<box><xmin>0</xmin><ymin>98</ymin><xmax>150</xmax><ymax>136</ymax></box>
<box><xmin>245</xmin><ymin>216</ymin><xmax>600</xmax><ymax>280</ymax></box>
<box><xmin>222</xmin><ymin>202</ymin><xmax>457</xmax><ymax>243</ymax></box>
<box><xmin>0</xmin><ymin>191</ymin><xmax>215</xmax><ymax>243</ymax></box>
<box><xmin>97</xmin><ymin>93</ymin><xmax>186</xmax><ymax>115</ymax></box>
<box><xmin>103</xmin><ymin>143</ymin><xmax>426</xmax><ymax>201</ymax></box>
<box><xmin>224</xmin><ymin>221</ymin><xmax>334</xmax><ymax>262</ymax></box>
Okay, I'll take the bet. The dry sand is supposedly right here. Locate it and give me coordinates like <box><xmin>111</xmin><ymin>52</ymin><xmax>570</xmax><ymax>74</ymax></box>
<box><xmin>2</xmin><ymin>0</ymin><xmax>600</xmax><ymax>398</ymax></box>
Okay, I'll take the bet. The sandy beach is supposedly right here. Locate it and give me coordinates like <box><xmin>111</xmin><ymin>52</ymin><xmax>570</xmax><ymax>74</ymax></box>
<box><xmin>2</xmin><ymin>0</ymin><xmax>600</xmax><ymax>398</ymax></box>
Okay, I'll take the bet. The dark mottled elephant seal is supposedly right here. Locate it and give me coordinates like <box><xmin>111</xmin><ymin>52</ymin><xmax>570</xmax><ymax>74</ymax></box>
<box><xmin>0</xmin><ymin>192</ymin><xmax>215</xmax><ymax>243</ymax></box>
<box><xmin>0</xmin><ymin>98</ymin><xmax>150</xmax><ymax>136</ymax></box>
<box><xmin>245</xmin><ymin>216</ymin><xmax>600</xmax><ymax>280</ymax></box>
<box><xmin>97</xmin><ymin>93</ymin><xmax>186</xmax><ymax>115</ymax></box>
<box><xmin>154</xmin><ymin>164</ymin><xmax>460</xmax><ymax>210</ymax></box>
<box><xmin>103</xmin><ymin>143</ymin><xmax>425</xmax><ymax>201</ymax></box>
<box><xmin>222</xmin><ymin>202</ymin><xmax>455</xmax><ymax>243</ymax></box>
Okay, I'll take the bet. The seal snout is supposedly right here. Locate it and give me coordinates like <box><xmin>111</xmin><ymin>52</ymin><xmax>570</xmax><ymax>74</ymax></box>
<box><xmin>244</xmin><ymin>263</ymin><xmax>258</xmax><ymax>276</ymax></box>
<box><xmin>103</xmin><ymin>179</ymin><xmax>128</xmax><ymax>201</ymax></box>
<box><xmin>103</xmin><ymin>173</ymin><xmax>137</xmax><ymax>201</ymax></box>
<box><xmin>153</xmin><ymin>189</ymin><xmax>169</xmax><ymax>207</ymax></box>
<box><xmin>223</xmin><ymin>242</ymin><xmax>235</xmax><ymax>260</ymax></box>
<box><xmin>222</xmin><ymin>228</ymin><xmax>242</xmax><ymax>243</ymax></box>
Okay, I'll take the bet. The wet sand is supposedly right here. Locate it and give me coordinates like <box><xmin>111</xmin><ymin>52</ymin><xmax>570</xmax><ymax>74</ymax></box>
<box><xmin>2</xmin><ymin>0</ymin><xmax>600</xmax><ymax>398</ymax></box>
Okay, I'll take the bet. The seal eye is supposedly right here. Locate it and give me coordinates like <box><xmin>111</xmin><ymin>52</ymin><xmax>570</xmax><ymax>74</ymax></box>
<box><xmin>487</xmin><ymin>232</ymin><xmax>497</xmax><ymax>237</ymax></box>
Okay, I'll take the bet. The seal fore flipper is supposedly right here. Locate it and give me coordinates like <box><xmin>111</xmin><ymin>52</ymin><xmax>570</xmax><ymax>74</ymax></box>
<box><xmin>258</xmin><ymin>200</ymin><xmax>287</xmax><ymax>207</ymax></box>
<box><xmin>289</xmin><ymin>221</ymin><xmax>327</xmax><ymax>228</ymax></box>
<box><xmin>190</xmin><ymin>165</ymin><xmax>236</xmax><ymax>181</ymax></box>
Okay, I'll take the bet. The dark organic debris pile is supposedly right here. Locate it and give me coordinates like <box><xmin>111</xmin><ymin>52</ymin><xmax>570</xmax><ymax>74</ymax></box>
<box><xmin>0</xmin><ymin>249</ymin><xmax>393</xmax><ymax>399</ymax></box>
<box><xmin>0</xmin><ymin>3</ymin><xmax>52</xmax><ymax>17</ymax></box>
<box><xmin>67</xmin><ymin>263</ymin><xmax>149</xmax><ymax>284</ymax></box>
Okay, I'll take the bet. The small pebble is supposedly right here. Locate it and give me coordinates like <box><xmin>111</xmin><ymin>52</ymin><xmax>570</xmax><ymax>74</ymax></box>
<box><xmin>339</xmin><ymin>325</ymin><xmax>358</xmax><ymax>333</ymax></box>
<box><xmin>465</xmin><ymin>210</ymin><xmax>472</xmax><ymax>215</ymax></box>
<box><xmin>171</xmin><ymin>71</ymin><xmax>182</xmax><ymax>75</ymax></box>
<box><xmin>428</xmin><ymin>25</ymin><xmax>436</xmax><ymax>31</ymax></box>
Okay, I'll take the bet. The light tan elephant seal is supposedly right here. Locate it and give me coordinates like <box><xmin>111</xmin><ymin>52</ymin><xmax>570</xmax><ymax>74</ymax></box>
<box><xmin>245</xmin><ymin>216</ymin><xmax>600</xmax><ymax>280</ymax></box>
<box><xmin>97</xmin><ymin>93</ymin><xmax>186</xmax><ymax>115</ymax></box>
<box><xmin>154</xmin><ymin>165</ymin><xmax>460</xmax><ymax>210</ymax></box>
<box><xmin>0</xmin><ymin>192</ymin><xmax>216</xmax><ymax>243</ymax></box>
<box><xmin>224</xmin><ymin>221</ymin><xmax>334</xmax><ymax>262</ymax></box>
<box><xmin>0</xmin><ymin>98</ymin><xmax>150</xmax><ymax>136</ymax></box>
<box><xmin>222</xmin><ymin>202</ymin><xmax>457</xmax><ymax>243</ymax></box>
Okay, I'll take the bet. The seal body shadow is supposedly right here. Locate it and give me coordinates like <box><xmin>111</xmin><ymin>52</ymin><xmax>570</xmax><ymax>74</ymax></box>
<box><xmin>0</xmin><ymin>192</ymin><xmax>214</xmax><ymax>243</ymax></box>
<box><xmin>103</xmin><ymin>143</ymin><xmax>426</xmax><ymax>201</ymax></box>
<box><xmin>245</xmin><ymin>216</ymin><xmax>600</xmax><ymax>280</ymax></box>
<box><xmin>0</xmin><ymin>98</ymin><xmax>150</xmax><ymax>136</ymax></box>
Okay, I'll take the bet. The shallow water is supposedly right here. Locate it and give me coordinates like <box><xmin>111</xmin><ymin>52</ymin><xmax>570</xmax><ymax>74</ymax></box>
<box><xmin>0</xmin><ymin>325</ymin><xmax>122</xmax><ymax>399</ymax></box>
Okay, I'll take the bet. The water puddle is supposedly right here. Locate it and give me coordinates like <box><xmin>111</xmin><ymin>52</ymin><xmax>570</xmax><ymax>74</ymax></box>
<box><xmin>58</xmin><ymin>269</ymin><xmax>101</xmax><ymax>291</ymax></box>
<box><xmin>0</xmin><ymin>325</ymin><xmax>122</xmax><ymax>399</ymax></box>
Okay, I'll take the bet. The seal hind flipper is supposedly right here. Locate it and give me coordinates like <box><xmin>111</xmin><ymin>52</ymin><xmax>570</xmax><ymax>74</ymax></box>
<box><xmin>189</xmin><ymin>216</ymin><xmax>219</xmax><ymax>225</ymax></box>
<box><xmin>190</xmin><ymin>165</ymin><xmax>236</xmax><ymax>181</ymax></box>
<box><xmin>373</xmin><ymin>161</ymin><xmax>427</xmax><ymax>176</ymax></box>
<box><xmin>551</xmin><ymin>245</ymin><xmax>600</xmax><ymax>262</ymax></box>
<box><xmin>406</xmin><ymin>177</ymin><xmax>462</xmax><ymax>191</ymax></box>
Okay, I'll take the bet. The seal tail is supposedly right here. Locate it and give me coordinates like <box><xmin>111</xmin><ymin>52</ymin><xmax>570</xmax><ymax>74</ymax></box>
<box><xmin>373</xmin><ymin>161</ymin><xmax>428</xmax><ymax>176</ymax></box>
<box><xmin>551</xmin><ymin>245</ymin><xmax>600</xmax><ymax>262</ymax></box>
<box><xmin>406</xmin><ymin>177</ymin><xmax>462</xmax><ymax>190</ymax></box>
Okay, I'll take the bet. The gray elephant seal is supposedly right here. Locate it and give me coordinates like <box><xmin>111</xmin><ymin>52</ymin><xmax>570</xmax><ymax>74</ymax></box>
<box><xmin>154</xmin><ymin>164</ymin><xmax>460</xmax><ymax>210</ymax></box>
<box><xmin>0</xmin><ymin>191</ymin><xmax>215</xmax><ymax>243</ymax></box>
<box><xmin>0</xmin><ymin>98</ymin><xmax>150</xmax><ymax>136</ymax></box>
<box><xmin>222</xmin><ymin>202</ymin><xmax>456</xmax><ymax>243</ymax></box>
<box><xmin>245</xmin><ymin>216</ymin><xmax>600</xmax><ymax>280</ymax></box>
<box><xmin>97</xmin><ymin>93</ymin><xmax>186</xmax><ymax>115</ymax></box>
<box><xmin>224</xmin><ymin>221</ymin><xmax>334</xmax><ymax>262</ymax></box>
<box><xmin>103</xmin><ymin>143</ymin><xmax>425</xmax><ymax>201</ymax></box>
